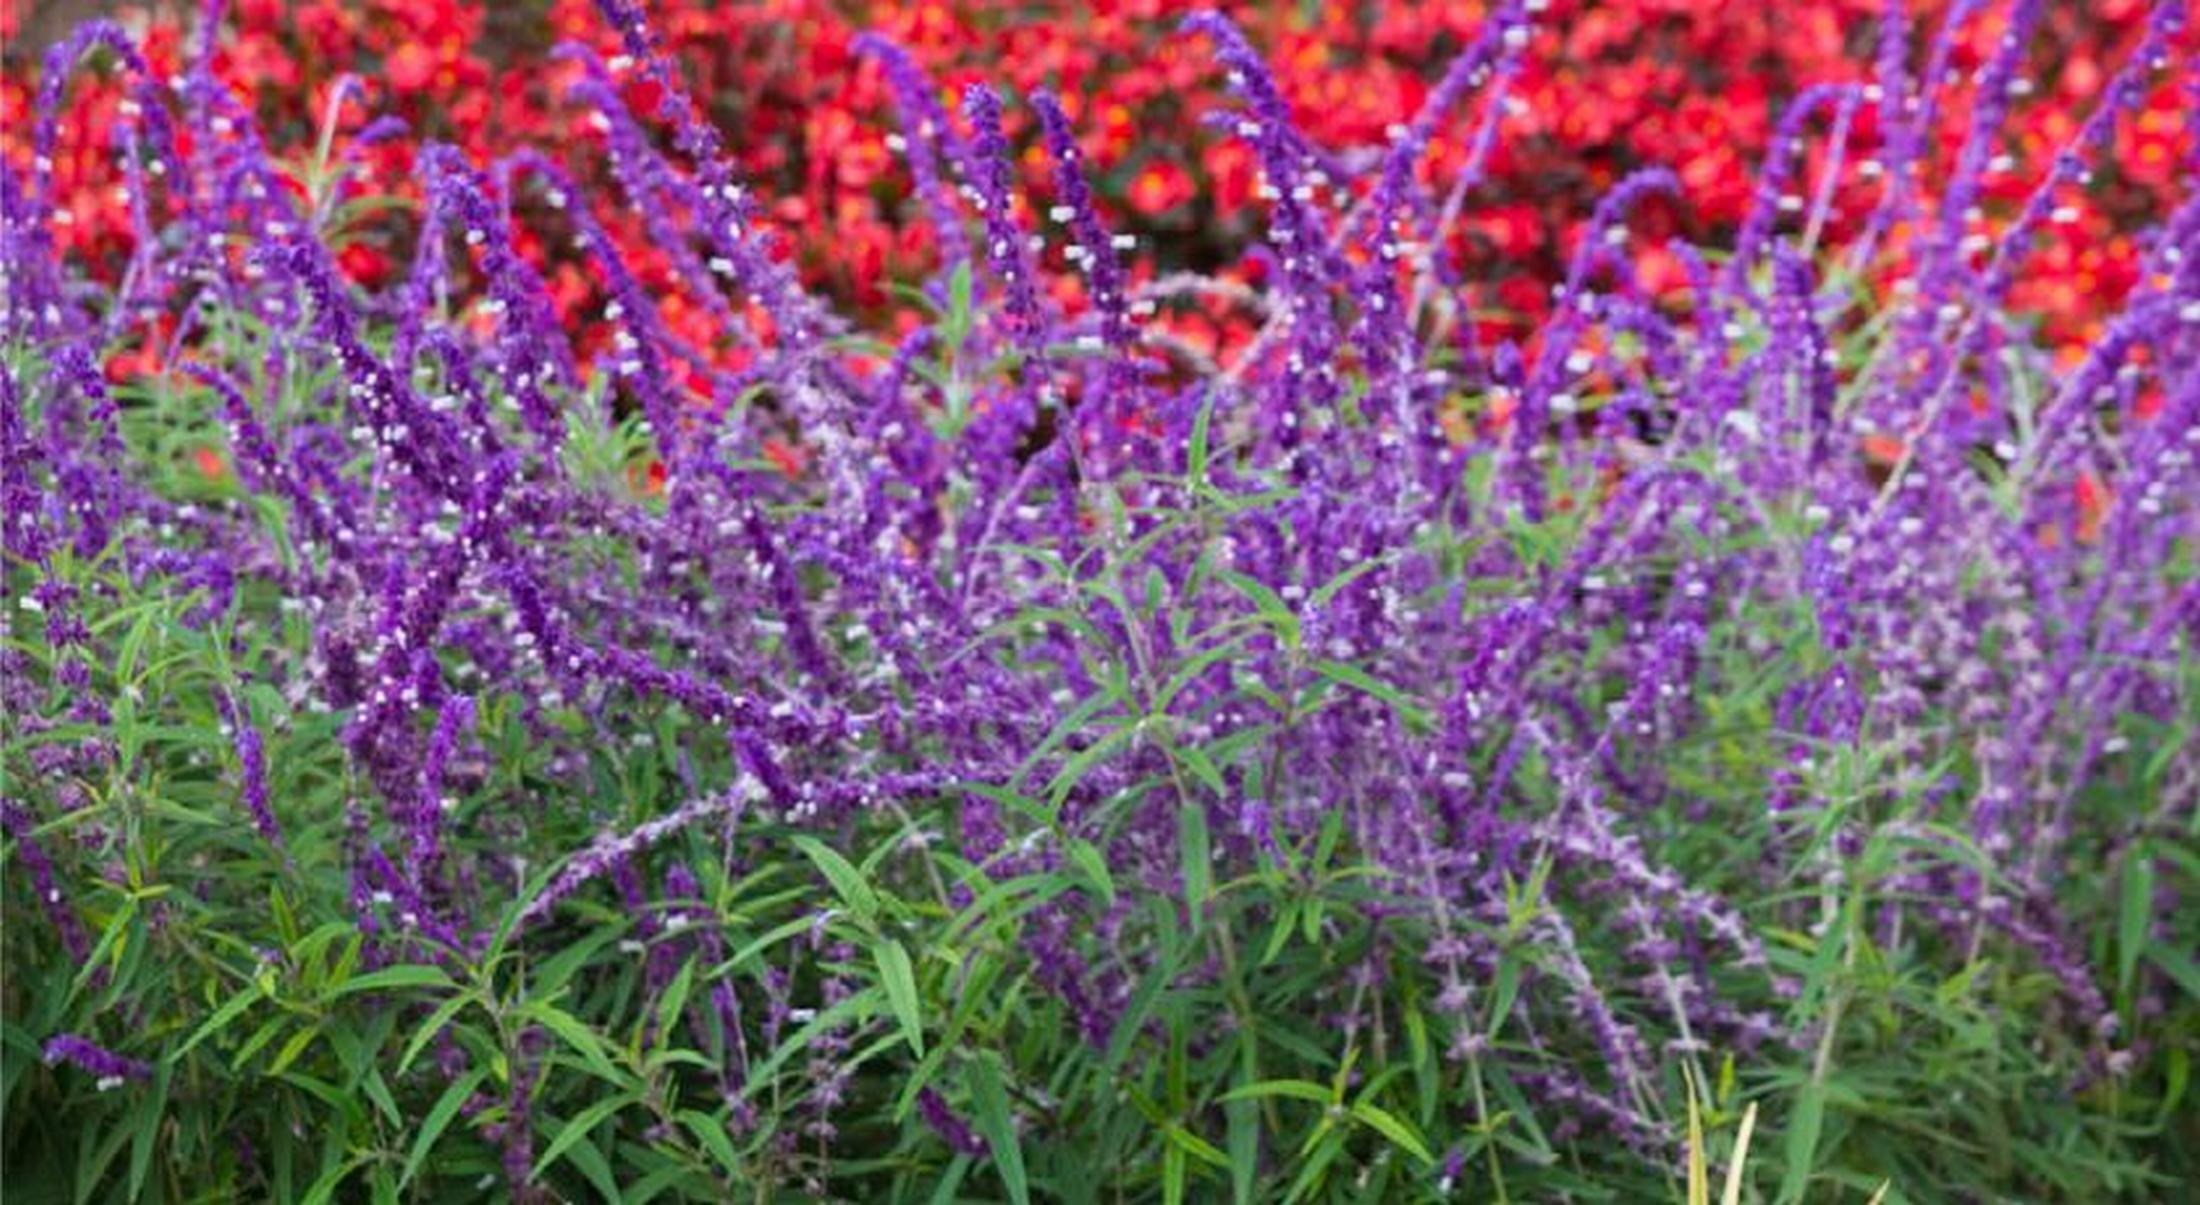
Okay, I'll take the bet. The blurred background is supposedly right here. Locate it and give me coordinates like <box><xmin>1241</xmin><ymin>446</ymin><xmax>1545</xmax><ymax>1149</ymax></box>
<box><xmin>4</xmin><ymin>0</ymin><xmax>2192</xmax><ymax>364</ymax></box>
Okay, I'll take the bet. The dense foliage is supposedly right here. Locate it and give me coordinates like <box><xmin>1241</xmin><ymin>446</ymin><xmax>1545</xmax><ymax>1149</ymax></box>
<box><xmin>4</xmin><ymin>0</ymin><xmax>2198</xmax><ymax>1202</ymax></box>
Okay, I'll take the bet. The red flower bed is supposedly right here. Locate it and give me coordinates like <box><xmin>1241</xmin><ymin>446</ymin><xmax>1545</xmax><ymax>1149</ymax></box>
<box><xmin>5</xmin><ymin>0</ymin><xmax>2192</xmax><ymax>367</ymax></box>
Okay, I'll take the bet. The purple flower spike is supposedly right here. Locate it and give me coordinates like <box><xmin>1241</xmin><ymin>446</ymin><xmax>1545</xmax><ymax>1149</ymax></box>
<box><xmin>42</xmin><ymin>1034</ymin><xmax>152</xmax><ymax>1089</ymax></box>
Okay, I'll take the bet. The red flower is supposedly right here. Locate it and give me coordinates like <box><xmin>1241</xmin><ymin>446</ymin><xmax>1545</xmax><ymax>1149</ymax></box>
<box><xmin>1127</xmin><ymin>159</ymin><xmax>1193</xmax><ymax>218</ymax></box>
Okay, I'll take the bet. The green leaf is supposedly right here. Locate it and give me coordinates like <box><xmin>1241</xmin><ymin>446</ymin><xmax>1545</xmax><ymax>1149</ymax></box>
<box><xmin>791</xmin><ymin>835</ymin><xmax>879</xmax><ymax>924</ymax></box>
<box><xmin>329</xmin><ymin>964</ymin><xmax>455</xmax><ymax>998</ymax></box>
<box><xmin>745</xmin><ymin>986</ymin><xmax>884</xmax><ymax>1090</ymax></box>
<box><xmin>1227</xmin><ymin>1097</ymin><xmax>1259</xmax><ymax>1204</ymax></box>
<box><xmin>126</xmin><ymin>1068</ymin><xmax>169</xmax><ymax>1200</ymax></box>
<box><xmin>724</xmin><ymin>914</ymin><xmax>819</xmax><ymax>973</ymax></box>
<box><xmin>967</xmin><ymin>1054</ymin><xmax>1030</xmax><ymax>1205</ymax></box>
<box><xmin>1216</xmin><ymin>570</ymin><xmax>1299</xmax><ymax>647</ymax></box>
<box><xmin>1777</xmin><ymin>1080</ymin><xmax>1827</xmax><ymax>1205</ymax></box>
<box><xmin>2119</xmin><ymin>851</ymin><xmax>2154</xmax><ymax>995</ymax></box>
<box><xmin>1307</xmin><ymin>558</ymin><xmax>1386</xmax><ymax>610</ymax></box>
<box><xmin>2160</xmin><ymin>1045</ymin><xmax>2190</xmax><ymax>1126</ymax></box>
<box><xmin>1066</xmin><ymin>839</ymin><xmax>1116</xmax><ymax>910</ymax></box>
<box><xmin>1047</xmin><ymin>721</ymin><xmax>1137</xmax><ymax>809</ymax></box>
<box><xmin>399</xmin><ymin>993</ymin><xmax>476</xmax><ymax>1076</ymax></box>
<box><xmin>359</xmin><ymin>1066</ymin><xmax>403</xmax><ymax>1127</ymax></box>
<box><xmin>301</xmin><ymin>1155</ymin><xmax>368</xmax><ymax>1205</ymax></box>
<box><xmin>534</xmin><ymin>1093</ymin><xmax>637</xmax><ymax>1180</ymax></box>
<box><xmin>876</xmin><ymin>939</ymin><xmax>925</xmax><ymax>1057</ymax></box>
<box><xmin>532</xmin><ymin>926</ymin><xmax>626</xmax><ymax>997</ymax></box>
<box><xmin>1187</xmin><ymin>389</ymin><xmax>1218</xmax><ymax>488</ymax></box>
<box><xmin>1218</xmin><ymin>1079</ymin><xmax>1333</xmax><ymax>1106</ymax></box>
<box><xmin>402</xmin><ymin>1067</ymin><xmax>486</xmax><ymax>1187</ymax></box>
<box><xmin>1152</xmin><ymin>631</ymin><xmax>1256</xmax><ymax>716</ymax></box>
<box><xmin>1262</xmin><ymin>900</ymin><xmax>1300</xmax><ymax>965</ymax></box>
<box><xmin>562</xmin><ymin>1130</ymin><xmax>624</xmax><ymax>1202</ymax></box>
<box><xmin>1179</xmin><ymin>803</ymin><xmax>1212</xmax><ymax>934</ymax></box>
<box><xmin>945</xmin><ymin>261</ymin><xmax>975</xmax><ymax>351</ymax></box>
<box><xmin>926</xmin><ymin>1155</ymin><xmax>975</xmax><ymax>1205</ymax></box>
<box><xmin>1350</xmin><ymin>1101</ymin><xmax>1434</xmax><ymax>1165</ymax></box>
<box><xmin>680</xmin><ymin>1108</ymin><xmax>743</xmax><ymax>1175</ymax></box>
<box><xmin>1164</xmin><ymin>1123</ymin><xmax>1230</xmax><ymax>1168</ymax></box>
<box><xmin>1283</xmin><ymin>1130</ymin><xmax>1344</xmax><ymax>1204</ymax></box>
<box><xmin>2148</xmin><ymin>942</ymin><xmax>2200</xmax><ymax>1000</ymax></box>
<box><xmin>1789</xmin><ymin>892</ymin><xmax>1855</xmax><ymax>1024</ymax></box>
<box><xmin>267</xmin><ymin>1025</ymin><xmax>321</xmax><ymax>1075</ymax></box>
<box><xmin>655</xmin><ymin>958</ymin><xmax>698</xmax><ymax>1049</ymax></box>
<box><xmin>1106</xmin><ymin>939</ymin><xmax>1189</xmax><ymax>1073</ymax></box>
<box><xmin>175</xmin><ymin>982</ymin><xmax>264</xmax><ymax>1060</ymax></box>
<box><xmin>519</xmin><ymin>1002</ymin><xmax>624</xmax><ymax>1083</ymax></box>
<box><xmin>1310</xmin><ymin>659</ymin><xmax>1429</xmax><ymax>727</ymax></box>
<box><xmin>1487</xmin><ymin>956</ymin><xmax>1522</xmax><ymax>1033</ymax></box>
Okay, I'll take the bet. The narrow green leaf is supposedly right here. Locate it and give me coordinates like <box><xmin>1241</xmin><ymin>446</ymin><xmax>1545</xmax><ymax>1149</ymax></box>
<box><xmin>360</xmin><ymin>1068</ymin><xmax>402</xmax><ymax>1127</ymax></box>
<box><xmin>680</xmin><ymin>1108</ymin><xmax>743</xmax><ymax>1174</ymax></box>
<box><xmin>1777</xmin><ymin>1080</ymin><xmax>1827</xmax><ymax>1205</ymax></box>
<box><xmin>1488</xmin><ymin>956</ymin><xmax>1522</xmax><ymax>1033</ymax></box>
<box><xmin>401</xmin><ymin>1067</ymin><xmax>486</xmax><ymax>1188</ymax></box>
<box><xmin>126</xmin><ymin>1069</ymin><xmax>169</xmax><ymax>1200</ymax></box>
<box><xmin>1350</xmin><ymin>1102</ymin><xmax>1434</xmax><ymax>1165</ymax></box>
<box><xmin>723</xmin><ymin>914</ymin><xmax>818</xmax><ymax>973</ymax></box>
<box><xmin>534</xmin><ymin>1093</ymin><xmax>636</xmax><ymax>1180</ymax></box>
<box><xmin>1283</xmin><ymin>1131</ymin><xmax>1344</xmax><ymax>1205</ymax></box>
<box><xmin>947</xmin><ymin>261</ymin><xmax>975</xmax><ymax>348</ymax></box>
<box><xmin>744</xmin><ymin>986</ymin><xmax>883</xmax><ymax>1090</ymax></box>
<box><xmin>792</xmin><ymin>835</ymin><xmax>879</xmax><ymax>923</ymax></box>
<box><xmin>2148</xmin><ymin>942</ymin><xmax>2200</xmax><ymax>999</ymax></box>
<box><xmin>656</xmin><ymin>958</ymin><xmax>698</xmax><ymax>1048</ymax></box>
<box><xmin>1307</xmin><ymin>557</ymin><xmax>1386</xmax><ymax>610</ymax></box>
<box><xmin>926</xmin><ymin>1155</ymin><xmax>975</xmax><ymax>1205</ymax></box>
<box><xmin>519</xmin><ymin>1002</ymin><xmax>623</xmax><ymax>1083</ymax></box>
<box><xmin>301</xmin><ymin>1155</ymin><xmax>367</xmax><ymax>1205</ymax></box>
<box><xmin>967</xmin><ymin>1055</ymin><xmax>1030</xmax><ymax>1205</ymax></box>
<box><xmin>1164</xmin><ymin>1123</ymin><xmax>1230</xmax><ymax>1168</ymax></box>
<box><xmin>1262</xmin><ymin>901</ymin><xmax>1300</xmax><ymax>966</ymax></box>
<box><xmin>2119</xmin><ymin>851</ymin><xmax>2154</xmax><ymax>994</ymax></box>
<box><xmin>1216</xmin><ymin>570</ymin><xmax>1298</xmax><ymax>647</ymax></box>
<box><xmin>1047</xmin><ymin>721</ymin><xmax>1136</xmax><ymax>808</ymax></box>
<box><xmin>877</xmin><ymin>939</ymin><xmax>925</xmax><ymax>1057</ymax></box>
<box><xmin>1152</xmin><ymin>632</ymin><xmax>1255</xmax><ymax>716</ymax></box>
<box><xmin>1179</xmin><ymin>803</ymin><xmax>1212</xmax><ymax>934</ymax></box>
<box><xmin>267</xmin><ymin>1025</ymin><xmax>320</xmax><ymax>1075</ymax></box>
<box><xmin>2159</xmin><ymin>1045</ymin><xmax>2190</xmax><ymax>1125</ymax></box>
<box><xmin>399</xmin><ymin>993</ymin><xmax>476</xmax><ymax>1076</ymax></box>
<box><xmin>1187</xmin><ymin>389</ymin><xmax>1218</xmax><ymax>488</ymax></box>
<box><xmin>1227</xmin><ymin>1097</ymin><xmax>1259</xmax><ymax>1204</ymax></box>
<box><xmin>329</xmin><ymin>964</ymin><xmax>454</xmax><ymax>998</ymax></box>
<box><xmin>1066</xmin><ymin>839</ymin><xmax>1116</xmax><ymax>909</ymax></box>
<box><xmin>1310</xmin><ymin>659</ymin><xmax>1429</xmax><ymax>726</ymax></box>
<box><xmin>1218</xmin><ymin>1079</ymin><xmax>1332</xmax><ymax>1106</ymax></box>
<box><xmin>176</xmin><ymin>982</ymin><xmax>264</xmax><ymax>1060</ymax></box>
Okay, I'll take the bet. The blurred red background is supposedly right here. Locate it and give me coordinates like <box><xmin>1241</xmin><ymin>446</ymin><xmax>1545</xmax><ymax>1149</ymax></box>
<box><xmin>4</xmin><ymin>0</ymin><xmax>2191</xmax><ymax>368</ymax></box>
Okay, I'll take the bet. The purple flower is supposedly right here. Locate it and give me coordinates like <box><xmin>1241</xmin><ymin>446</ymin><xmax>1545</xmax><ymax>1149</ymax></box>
<box><xmin>916</xmin><ymin>1087</ymin><xmax>986</xmax><ymax>1157</ymax></box>
<box><xmin>42</xmin><ymin>1034</ymin><xmax>152</xmax><ymax>1088</ymax></box>
<box><xmin>3</xmin><ymin>800</ymin><xmax>91</xmax><ymax>962</ymax></box>
<box><xmin>216</xmin><ymin>693</ymin><xmax>284</xmax><ymax>851</ymax></box>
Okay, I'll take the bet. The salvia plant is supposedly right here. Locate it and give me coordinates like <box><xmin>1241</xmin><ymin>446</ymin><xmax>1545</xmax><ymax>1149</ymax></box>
<box><xmin>3</xmin><ymin>0</ymin><xmax>2197</xmax><ymax>1202</ymax></box>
